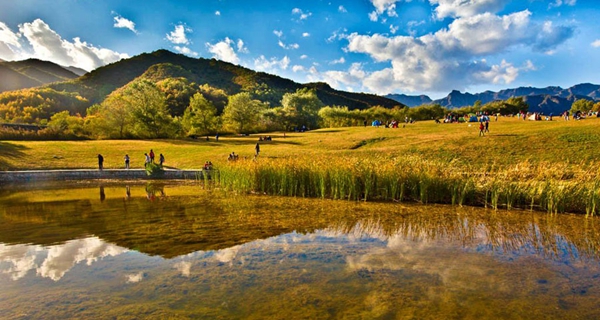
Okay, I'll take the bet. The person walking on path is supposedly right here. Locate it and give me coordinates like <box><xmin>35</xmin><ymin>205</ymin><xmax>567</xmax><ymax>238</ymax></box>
<box><xmin>124</xmin><ymin>154</ymin><xmax>130</xmax><ymax>169</ymax></box>
<box><xmin>149</xmin><ymin>149</ymin><xmax>155</xmax><ymax>163</ymax></box>
<box><xmin>159</xmin><ymin>154</ymin><xmax>165</xmax><ymax>167</ymax></box>
<box><xmin>98</xmin><ymin>154</ymin><xmax>104</xmax><ymax>171</ymax></box>
<box><xmin>479</xmin><ymin>122</ymin><xmax>485</xmax><ymax>137</ymax></box>
<box><xmin>144</xmin><ymin>153</ymin><xmax>151</xmax><ymax>168</ymax></box>
<box><xmin>255</xmin><ymin>143</ymin><xmax>260</xmax><ymax>157</ymax></box>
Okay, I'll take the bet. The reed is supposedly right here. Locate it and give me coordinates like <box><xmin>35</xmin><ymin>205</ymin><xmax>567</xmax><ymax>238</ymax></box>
<box><xmin>213</xmin><ymin>154</ymin><xmax>600</xmax><ymax>215</ymax></box>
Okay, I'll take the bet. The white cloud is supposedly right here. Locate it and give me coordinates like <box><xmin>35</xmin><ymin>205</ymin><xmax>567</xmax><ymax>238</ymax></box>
<box><xmin>369</xmin><ymin>0</ymin><xmax>399</xmax><ymax>21</ymax></box>
<box><xmin>113</xmin><ymin>14</ymin><xmax>138</xmax><ymax>34</ymax></box>
<box><xmin>430</xmin><ymin>0</ymin><xmax>510</xmax><ymax>19</ymax></box>
<box><xmin>273</xmin><ymin>30</ymin><xmax>283</xmax><ymax>38</ymax></box>
<box><xmin>340</xmin><ymin>10</ymin><xmax>573</xmax><ymax>93</ymax></box>
<box><xmin>339</xmin><ymin>5</ymin><xmax>348</xmax><ymax>13</ymax></box>
<box><xmin>215</xmin><ymin>11</ymin><xmax>221</xmax><ymax>16</ymax></box>
<box><xmin>292</xmin><ymin>8</ymin><xmax>312</xmax><ymax>20</ymax></box>
<box><xmin>592</xmin><ymin>40</ymin><xmax>600</xmax><ymax>48</ymax></box>
<box><xmin>173</xmin><ymin>45</ymin><xmax>198</xmax><ymax>57</ymax></box>
<box><xmin>300</xmin><ymin>54</ymin><xmax>308</xmax><ymax>59</ymax></box>
<box><xmin>174</xmin><ymin>261</ymin><xmax>192</xmax><ymax>277</ymax></box>
<box><xmin>126</xmin><ymin>272</ymin><xmax>144</xmax><ymax>283</ymax></box>
<box><xmin>278</xmin><ymin>40</ymin><xmax>299</xmax><ymax>50</ymax></box>
<box><xmin>206</xmin><ymin>37</ymin><xmax>240</xmax><ymax>64</ymax></box>
<box><xmin>0</xmin><ymin>19</ymin><xmax>127</xmax><ymax>71</ymax></box>
<box><xmin>549</xmin><ymin>0</ymin><xmax>576</xmax><ymax>9</ymax></box>
<box><xmin>292</xmin><ymin>65</ymin><xmax>305</xmax><ymax>72</ymax></box>
<box><xmin>254</xmin><ymin>55</ymin><xmax>290</xmax><ymax>71</ymax></box>
<box><xmin>390</xmin><ymin>24</ymin><xmax>399</xmax><ymax>34</ymax></box>
<box><xmin>166</xmin><ymin>24</ymin><xmax>191</xmax><ymax>45</ymax></box>
<box><xmin>330</xmin><ymin>57</ymin><xmax>346</xmax><ymax>64</ymax></box>
<box><xmin>302</xmin><ymin>32</ymin><xmax>310</xmax><ymax>37</ymax></box>
<box><xmin>237</xmin><ymin>39</ymin><xmax>248</xmax><ymax>53</ymax></box>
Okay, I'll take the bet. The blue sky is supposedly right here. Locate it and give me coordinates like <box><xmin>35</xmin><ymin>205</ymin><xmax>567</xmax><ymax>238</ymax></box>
<box><xmin>0</xmin><ymin>0</ymin><xmax>598</xmax><ymax>98</ymax></box>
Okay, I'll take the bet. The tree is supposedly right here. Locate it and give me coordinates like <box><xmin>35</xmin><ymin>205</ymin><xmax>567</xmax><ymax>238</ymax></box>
<box><xmin>182</xmin><ymin>93</ymin><xmax>218</xmax><ymax>136</ymax></box>
<box><xmin>100</xmin><ymin>93</ymin><xmax>134</xmax><ymax>138</ymax></box>
<box><xmin>222</xmin><ymin>92</ymin><xmax>267</xmax><ymax>133</ymax></box>
<box><xmin>570</xmin><ymin>99</ymin><xmax>594</xmax><ymax>114</ymax></box>
<box><xmin>122</xmin><ymin>79</ymin><xmax>175</xmax><ymax>138</ymax></box>
<box><xmin>281</xmin><ymin>88</ymin><xmax>324</xmax><ymax>130</ymax></box>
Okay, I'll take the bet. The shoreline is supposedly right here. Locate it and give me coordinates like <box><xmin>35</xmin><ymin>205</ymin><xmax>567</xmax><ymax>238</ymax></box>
<box><xmin>0</xmin><ymin>169</ymin><xmax>204</xmax><ymax>182</ymax></box>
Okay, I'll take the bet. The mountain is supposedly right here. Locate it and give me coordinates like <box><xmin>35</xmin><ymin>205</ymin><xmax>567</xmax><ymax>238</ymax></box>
<box><xmin>0</xmin><ymin>59</ymin><xmax>80</xmax><ymax>92</ymax></box>
<box><xmin>386</xmin><ymin>83</ymin><xmax>600</xmax><ymax>114</ymax></box>
<box><xmin>384</xmin><ymin>93</ymin><xmax>432</xmax><ymax>107</ymax></box>
<box><xmin>47</xmin><ymin>50</ymin><xmax>402</xmax><ymax>111</ymax></box>
<box><xmin>63</xmin><ymin>66</ymin><xmax>88</xmax><ymax>76</ymax></box>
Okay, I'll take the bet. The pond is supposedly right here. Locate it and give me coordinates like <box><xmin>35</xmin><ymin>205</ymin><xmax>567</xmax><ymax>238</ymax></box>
<box><xmin>1</xmin><ymin>182</ymin><xmax>599</xmax><ymax>319</ymax></box>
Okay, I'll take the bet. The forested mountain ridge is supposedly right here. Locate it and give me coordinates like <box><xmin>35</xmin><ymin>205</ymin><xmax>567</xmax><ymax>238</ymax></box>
<box><xmin>0</xmin><ymin>59</ymin><xmax>80</xmax><ymax>92</ymax></box>
<box><xmin>46</xmin><ymin>49</ymin><xmax>401</xmax><ymax>110</ymax></box>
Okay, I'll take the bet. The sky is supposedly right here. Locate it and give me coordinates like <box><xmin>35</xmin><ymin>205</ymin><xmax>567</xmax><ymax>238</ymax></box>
<box><xmin>0</xmin><ymin>0</ymin><xmax>598</xmax><ymax>99</ymax></box>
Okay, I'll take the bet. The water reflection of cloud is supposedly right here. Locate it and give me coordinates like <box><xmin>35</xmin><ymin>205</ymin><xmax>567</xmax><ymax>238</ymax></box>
<box><xmin>0</xmin><ymin>237</ymin><xmax>127</xmax><ymax>281</ymax></box>
<box><xmin>174</xmin><ymin>261</ymin><xmax>191</xmax><ymax>277</ymax></box>
<box><xmin>126</xmin><ymin>272</ymin><xmax>144</xmax><ymax>283</ymax></box>
<box><xmin>214</xmin><ymin>245</ymin><xmax>241</xmax><ymax>264</ymax></box>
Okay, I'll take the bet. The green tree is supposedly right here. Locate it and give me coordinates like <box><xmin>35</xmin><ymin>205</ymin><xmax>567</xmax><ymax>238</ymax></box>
<box><xmin>122</xmin><ymin>79</ymin><xmax>175</xmax><ymax>138</ymax></box>
<box><xmin>281</xmin><ymin>88</ymin><xmax>324</xmax><ymax>130</ymax></box>
<box><xmin>222</xmin><ymin>92</ymin><xmax>267</xmax><ymax>133</ymax></box>
<box><xmin>182</xmin><ymin>93</ymin><xmax>219</xmax><ymax>136</ymax></box>
<box><xmin>570</xmin><ymin>99</ymin><xmax>595</xmax><ymax>114</ymax></box>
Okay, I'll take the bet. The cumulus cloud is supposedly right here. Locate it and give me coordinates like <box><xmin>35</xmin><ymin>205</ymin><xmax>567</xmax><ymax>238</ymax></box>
<box><xmin>254</xmin><ymin>55</ymin><xmax>290</xmax><ymax>71</ymax></box>
<box><xmin>292</xmin><ymin>65</ymin><xmax>305</xmax><ymax>72</ymax></box>
<box><xmin>592</xmin><ymin>39</ymin><xmax>600</xmax><ymax>48</ymax></box>
<box><xmin>166</xmin><ymin>24</ymin><xmax>191</xmax><ymax>45</ymax></box>
<box><xmin>215</xmin><ymin>11</ymin><xmax>221</xmax><ymax>16</ymax></box>
<box><xmin>273</xmin><ymin>30</ymin><xmax>283</xmax><ymax>38</ymax></box>
<box><xmin>340</xmin><ymin>10</ymin><xmax>573</xmax><ymax>93</ymax></box>
<box><xmin>300</xmin><ymin>54</ymin><xmax>308</xmax><ymax>59</ymax></box>
<box><xmin>430</xmin><ymin>0</ymin><xmax>510</xmax><ymax>19</ymax></box>
<box><xmin>330</xmin><ymin>57</ymin><xmax>346</xmax><ymax>64</ymax></box>
<box><xmin>292</xmin><ymin>8</ymin><xmax>312</xmax><ymax>21</ymax></box>
<box><xmin>302</xmin><ymin>32</ymin><xmax>310</xmax><ymax>37</ymax></box>
<box><xmin>112</xmin><ymin>14</ymin><xmax>138</xmax><ymax>34</ymax></box>
<box><xmin>278</xmin><ymin>40</ymin><xmax>300</xmax><ymax>50</ymax></box>
<box><xmin>339</xmin><ymin>5</ymin><xmax>348</xmax><ymax>13</ymax></box>
<box><xmin>206</xmin><ymin>37</ymin><xmax>247</xmax><ymax>64</ymax></box>
<box><xmin>369</xmin><ymin>0</ymin><xmax>399</xmax><ymax>22</ymax></box>
<box><xmin>0</xmin><ymin>19</ymin><xmax>127</xmax><ymax>71</ymax></box>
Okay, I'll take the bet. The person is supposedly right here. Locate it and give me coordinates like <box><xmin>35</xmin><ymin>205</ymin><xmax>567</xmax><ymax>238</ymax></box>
<box><xmin>159</xmin><ymin>153</ymin><xmax>165</xmax><ymax>167</ymax></box>
<box><xmin>215</xmin><ymin>133</ymin><xmax>219</xmax><ymax>141</ymax></box>
<box><xmin>255</xmin><ymin>143</ymin><xmax>260</xmax><ymax>156</ymax></box>
<box><xmin>99</xmin><ymin>186</ymin><xmax>105</xmax><ymax>202</ymax></box>
<box><xmin>479</xmin><ymin>122</ymin><xmax>485</xmax><ymax>137</ymax></box>
<box><xmin>484</xmin><ymin>120</ymin><xmax>489</xmax><ymax>133</ymax></box>
<box><xmin>97</xmin><ymin>154</ymin><xmax>104</xmax><ymax>171</ymax></box>
<box><xmin>228</xmin><ymin>152</ymin><xmax>238</xmax><ymax>161</ymax></box>
<box><xmin>144</xmin><ymin>153</ymin><xmax>151</xmax><ymax>167</ymax></box>
<box><xmin>149</xmin><ymin>149</ymin><xmax>155</xmax><ymax>163</ymax></box>
<box><xmin>124</xmin><ymin>154</ymin><xmax>130</xmax><ymax>169</ymax></box>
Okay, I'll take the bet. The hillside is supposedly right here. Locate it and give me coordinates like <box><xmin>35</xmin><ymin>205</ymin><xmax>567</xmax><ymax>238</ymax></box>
<box><xmin>47</xmin><ymin>50</ymin><xmax>402</xmax><ymax>110</ymax></box>
<box><xmin>0</xmin><ymin>59</ymin><xmax>80</xmax><ymax>92</ymax></box>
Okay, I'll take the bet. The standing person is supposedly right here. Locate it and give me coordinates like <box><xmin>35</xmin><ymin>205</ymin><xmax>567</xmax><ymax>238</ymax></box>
<box><xmin>215</xmin><ymin>133</ymin><xmax>219</xmax><ymax>141</ymax></box>
<box><xmin>485</xmin><ymin>120</ymin><xmax>490</xmax><ymax>133</ymax></box>
<box><xmin>149</xmin><ymin>149</ymin><xmax>155</xmax><ymax>163</ymax></box>
<box><xmin>124</xmin><ymin>154</ymin><xmax>130</xmax><ymax>169</ymax></box>
<box><xmin>479</xmin><ymin>122</ymin><xmax>485</xmax><ymax>137</ymax></box>
<box><xmin>144</xmin><ymin>153</ymin><xmax>151</xmax><ymax>167</ymax></box>
<box><xmin>97</xmin><ymin>154</ymin><xmax>104</xmax><ymax>171</ymax></box>
<box><xmin>159</xmin><ymin>153</ymin><xmax>165</xmax><ymax>167</ymax></box>
<box><xmin>255</xmin><ymin>143</ymin><xmax>260</xmax><ymax>156</ymax></box>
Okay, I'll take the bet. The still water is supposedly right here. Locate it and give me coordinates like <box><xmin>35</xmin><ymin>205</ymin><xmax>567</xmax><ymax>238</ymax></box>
<box><xmin>1</xmin><ymin>182</ymin><xmax>599</xmax><ymax>319</ymax></box>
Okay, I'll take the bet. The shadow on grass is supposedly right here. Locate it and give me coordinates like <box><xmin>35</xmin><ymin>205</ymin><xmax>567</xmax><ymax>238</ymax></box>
<box><xmin>165</xmin><ymin>138</ymin><xmax>301</xmax><ymax>146</ymax></box>
<box><xmin>0</xmin><ymin>142</ymin><xmax>28</xmax><ymax>170</ymax></box>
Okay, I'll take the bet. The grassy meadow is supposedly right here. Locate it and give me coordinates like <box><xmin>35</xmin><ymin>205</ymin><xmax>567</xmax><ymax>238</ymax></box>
<box><xmin>1</xmin><ymin>116</ymin><xmax>599</xmax><ymax>214</ymax></box>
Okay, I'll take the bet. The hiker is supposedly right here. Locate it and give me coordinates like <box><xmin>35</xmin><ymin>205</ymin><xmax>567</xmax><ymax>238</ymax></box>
<box><xmin>149</xmin><ymin>149</ymin><xmax>155</xmax><ymax>163</ymax></box>
<box><xmin>144</xmin><ymin>153</ymin><xmax>151</xmax><ymax>167</ymax></box>
<box><xmin>159</xmin><ymin>154</ymin><xmax>165</xmax><ymax>167</ymax></box>
<box><xmin>479</xmin><ymin>122</ymin><xmax>485</xmax><ymax>137</ymax></box>
<box><xmin>98</xmin><ymin>154</ymin><xmax>104</xmax><ymax>171</ymax></box>
<box><xmin>255</xmin><ymin>143</ymin><xmax>260</xmax><ymax>156</ymax></box>
<box><xmin>124</xmin><ymin>154</ymin><xmax>130</xmax><ymax>169</ymax></box>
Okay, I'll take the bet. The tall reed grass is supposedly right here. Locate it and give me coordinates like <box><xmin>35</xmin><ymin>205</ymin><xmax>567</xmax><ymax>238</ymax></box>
<box><xmin>215</xmin><ymin>155</ymin><xmax>600</xmax><ymax>215</ymax></box>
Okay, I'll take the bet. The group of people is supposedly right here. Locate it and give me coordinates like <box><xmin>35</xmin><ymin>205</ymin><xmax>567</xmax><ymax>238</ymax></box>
<box><xmin>96</xmin><ymin>149</ymin><xmax>165</xmax><ymax>170</ymax></box>
<box><xmin>143</xmin><ymin>149</ymin><xmax>165</xmax><ymax>168</ymax></box>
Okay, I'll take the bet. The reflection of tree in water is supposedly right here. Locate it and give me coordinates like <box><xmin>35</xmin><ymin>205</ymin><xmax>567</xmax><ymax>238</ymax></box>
<box><xmin>145</xmin><ymin>183</ymin><xmax>166</xmax><ymax>201</ymax></box>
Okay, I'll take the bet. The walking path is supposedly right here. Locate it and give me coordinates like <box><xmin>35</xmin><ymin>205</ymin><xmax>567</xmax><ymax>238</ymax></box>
<box><xmin>0</xmin><ymin>169</ymin><xmax>205</xmax><ymax>182</ymax></box>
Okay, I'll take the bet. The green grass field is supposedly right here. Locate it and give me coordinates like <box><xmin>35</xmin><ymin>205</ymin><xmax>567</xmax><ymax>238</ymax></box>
<box><xmin>2</xmin><ymin>116</ymin><xmax>599</xmax><ymax>214</ymax></box>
